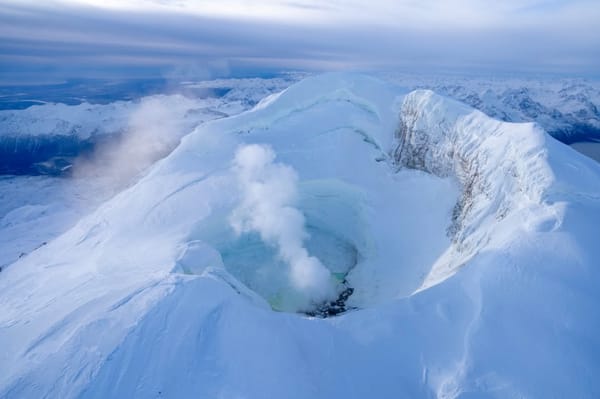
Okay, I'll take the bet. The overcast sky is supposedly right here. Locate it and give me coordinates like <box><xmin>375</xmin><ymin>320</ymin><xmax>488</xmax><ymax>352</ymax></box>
<box><xmin>1</xmin><ymin>0</ymin><xmax>599</xmax><ymax>83</ymax></box>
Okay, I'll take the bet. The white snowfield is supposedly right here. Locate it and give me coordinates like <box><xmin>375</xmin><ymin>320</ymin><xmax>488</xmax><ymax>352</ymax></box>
<box><xmin>1</xmin><ymin>74</ymin><xmax>599</xmax><ymax>398</ymax></box>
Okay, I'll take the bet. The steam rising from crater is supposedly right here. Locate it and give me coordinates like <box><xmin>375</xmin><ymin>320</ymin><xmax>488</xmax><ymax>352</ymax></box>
<box><xmin>230</xmin><ymin>144</ymin><xmax>336</xmax><ymax>306</ymax></box>
<box><xmin>72</xmin><ymin>96</ymin><xmax>192</xmax><ymax>190</ymax></box>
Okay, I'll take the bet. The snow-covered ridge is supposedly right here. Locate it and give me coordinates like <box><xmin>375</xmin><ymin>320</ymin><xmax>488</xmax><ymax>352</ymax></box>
<box><xmin>384</xmin><ymin>74</ymin><xmax>600</xmax><ymax>143</ymax></box>
<box><xmin>395</xmin><ymin>91</ymin><xmax>553</xmax><ymax>285</ymax></box>
<box><xmin>394</xmin><ymin>89</ymin><xmax>600</xmax><ymax>289</ymax></box>
<box><xmin>1</xmin><ymin>74</ymin><xmax>599</xmax><ymax>398</ymax></box>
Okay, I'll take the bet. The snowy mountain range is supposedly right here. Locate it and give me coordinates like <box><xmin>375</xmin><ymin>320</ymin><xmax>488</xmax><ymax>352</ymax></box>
<box><xmin>383</xmin><ymin>73</ymin><xmax>600</xmax><ymax>143</ymax></box>
<box><xmin>0</xmin><ymin>76</ymin><xmax>298</xmax><ymax>176</ymax></box>
<box><xmin>0</xmin><ymin>73</ymin><xmax>599</xmax><ymax>398</ymax></box>
<box><xmin>1</xmin><ymin>74</ymin><xmax>598</xmax><ymax>177</ymax></box>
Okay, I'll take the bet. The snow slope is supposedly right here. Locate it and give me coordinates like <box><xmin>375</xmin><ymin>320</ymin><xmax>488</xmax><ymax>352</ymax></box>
<box><xmin>0</xmin><ymin>78</ymin><xmax>298</xmax><ymax>265</ymax></box>
<box><xmin>1</xmin><ymin>73</ymin><xmax>599</xmax><ymax>398</ymax></box>
<box><xmin>0</xmin><ymin>175</ymin><xmax>115</xmax><ymax>271</ymax></box>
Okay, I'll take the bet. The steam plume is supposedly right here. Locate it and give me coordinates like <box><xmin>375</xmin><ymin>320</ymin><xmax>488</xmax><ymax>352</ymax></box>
<box><xmin>230</xmin><ymin>144</ymin><xmax>335</xmax><ymax>305</ymax></box>
<box><xmin>73</xmin><ymin>95</ymin><xmax>194</xmax><ymax>190</ymax></box>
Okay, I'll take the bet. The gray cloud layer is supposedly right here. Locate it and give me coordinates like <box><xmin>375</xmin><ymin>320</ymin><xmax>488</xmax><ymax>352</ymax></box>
<box><xmin>1</xmin><ymin>0</ymin><xmax>599</xmax><ymax>82</ymax></box>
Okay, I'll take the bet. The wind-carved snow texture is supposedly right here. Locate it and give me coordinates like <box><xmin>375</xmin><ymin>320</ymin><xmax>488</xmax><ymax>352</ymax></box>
<box><xmin>230</xmin><ymin>144</ymin><xmax>336</xmax><ymax>308</ymax></box>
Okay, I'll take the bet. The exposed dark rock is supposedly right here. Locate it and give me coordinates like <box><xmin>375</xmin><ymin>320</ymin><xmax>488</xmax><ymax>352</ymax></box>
<box><xmin>305</xmin><ymin>283</ymin><xmax>356</xmax><ymax>318</ymax></box>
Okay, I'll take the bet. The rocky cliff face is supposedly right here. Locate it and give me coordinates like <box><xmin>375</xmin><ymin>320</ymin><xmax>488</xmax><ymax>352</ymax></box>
<box><xmin>393</xmin><ymin>90</ymin><xmax>556</xmax><ymax>283</ymax></box>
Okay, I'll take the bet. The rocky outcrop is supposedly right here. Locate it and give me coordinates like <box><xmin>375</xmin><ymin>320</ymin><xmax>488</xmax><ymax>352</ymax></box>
<box><xmin>393</xmin><ymin>90</ymin><xmax>554</xmax><ymax>266</ymax></box>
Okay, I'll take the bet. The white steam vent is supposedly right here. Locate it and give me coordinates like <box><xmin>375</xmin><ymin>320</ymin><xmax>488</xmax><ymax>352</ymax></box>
<box><xmin>230</xmin><ymin>144</ymin><xmax>338</xmax><ymax>307</ymax></box>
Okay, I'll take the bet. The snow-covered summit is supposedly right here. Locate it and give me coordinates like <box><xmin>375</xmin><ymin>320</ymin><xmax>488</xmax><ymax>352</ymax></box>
<box><xmin>395</xmin><ymin>89</ymin><xmax>600</xmax><ymax>289</ymax></box>
<box><xmin>0</xmin><ymin>73</ymin><xmax>599</xmax><ymax>398</ymax></box>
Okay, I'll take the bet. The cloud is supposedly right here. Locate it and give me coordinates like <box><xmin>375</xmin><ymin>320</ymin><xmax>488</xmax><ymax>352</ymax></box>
<box><xmin>0</xmin><ymin>0</ymin><xmax>598</xmax><ymax>81</ymax></box>
<box><xmin>230</xmin><ymin>144</ymin><xmax>336</xmax><ymax>308</ymax></box>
